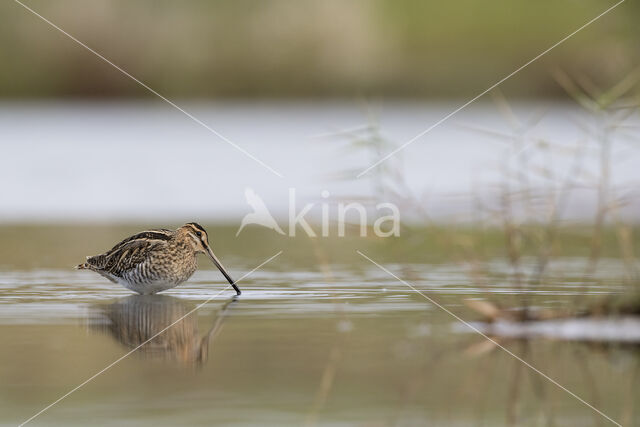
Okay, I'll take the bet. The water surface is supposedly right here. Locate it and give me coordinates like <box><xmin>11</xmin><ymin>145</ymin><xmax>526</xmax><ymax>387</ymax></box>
<box><xmin>1</xmin><ymin>233</ymin><xmax>638</xmax><ymax>426</ymax></box>
<box><xmin>2</xmin><ymin>101</ymin><xmax>639</xmax><ymax>224</ymax></box>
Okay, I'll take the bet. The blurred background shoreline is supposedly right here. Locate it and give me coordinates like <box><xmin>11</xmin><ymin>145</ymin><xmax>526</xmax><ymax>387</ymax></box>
<box><xmin>1</xmin><ymin>0</ymin><xmax>638</xmax><ymax>99</ymax></box>
<box><xmin>2</xmin><ymin>1</ymin><xmax>639</xmax><ymax>227</ymax></box>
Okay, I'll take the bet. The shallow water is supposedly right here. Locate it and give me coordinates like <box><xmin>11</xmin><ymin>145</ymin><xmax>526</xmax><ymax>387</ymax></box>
<box><xmin>1</xmin><ymin>230</ymin><xmax>638</xmax><ymax>427</ymax></box>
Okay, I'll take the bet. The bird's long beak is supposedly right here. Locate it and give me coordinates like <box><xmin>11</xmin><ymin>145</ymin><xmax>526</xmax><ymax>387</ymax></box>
<box><xmin>206</xmin><ymin>246</ymin><xmax>241</xmax><ymax>295</ymax></box>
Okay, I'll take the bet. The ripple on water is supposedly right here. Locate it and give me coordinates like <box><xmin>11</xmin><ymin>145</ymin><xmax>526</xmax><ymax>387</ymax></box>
<box><xmin>0</xmin><ymin>260</ymin><xmax>630</xmax><ymax>324</ymax></box>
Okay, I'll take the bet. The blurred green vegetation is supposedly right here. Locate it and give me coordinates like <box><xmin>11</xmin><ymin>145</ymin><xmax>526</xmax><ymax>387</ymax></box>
<box><xmin>0</xmin><ymin>0</ymin><xmax>638</xmax><ymax>98</ymax></box>
<box><xmin>0</xmin><ymin>223</ymin><xmax>636</xmax><ymax>270</ymax></box>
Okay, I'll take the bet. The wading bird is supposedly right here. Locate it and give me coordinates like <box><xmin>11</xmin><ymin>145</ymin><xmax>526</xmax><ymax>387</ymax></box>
<box><xmin>76</xmin><ymin>223</ymin><xmax>241</xmax><ymax>295</ymax></box>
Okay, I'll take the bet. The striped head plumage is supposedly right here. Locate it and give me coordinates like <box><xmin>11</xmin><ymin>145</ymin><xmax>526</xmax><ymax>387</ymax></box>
<box><xmin>76</xmin><ymin>223</ymin><xmax>241</xmax><ymax>295</ymax></box>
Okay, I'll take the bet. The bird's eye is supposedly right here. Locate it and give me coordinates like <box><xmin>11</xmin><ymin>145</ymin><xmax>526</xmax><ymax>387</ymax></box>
<box><xmin>196</xmin><ymin>231</ymin><xmax>203</xmax><ymax>238</ymax></box>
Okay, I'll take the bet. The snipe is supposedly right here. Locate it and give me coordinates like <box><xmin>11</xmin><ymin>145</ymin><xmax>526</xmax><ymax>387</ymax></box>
<box><xmin>76</xmin><ymin>223</ymin><xmax>241</xmax><ymax>295</ymax></box>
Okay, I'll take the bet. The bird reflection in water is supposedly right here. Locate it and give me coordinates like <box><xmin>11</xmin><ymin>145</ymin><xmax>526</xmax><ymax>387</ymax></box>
<box><xmin>88</xmin><ymin>295</ymin><xmax>236</xmax><ymax>366</ymax></box>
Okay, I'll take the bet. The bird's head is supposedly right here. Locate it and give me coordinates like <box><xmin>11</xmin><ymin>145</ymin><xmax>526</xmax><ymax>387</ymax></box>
<box><xmin>180</xmin><ymin>222</ymin><xmax>241</xmax><ymax>295</ymax></box>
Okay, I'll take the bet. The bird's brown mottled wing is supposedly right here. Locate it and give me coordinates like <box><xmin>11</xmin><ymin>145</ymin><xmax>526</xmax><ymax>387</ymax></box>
<box><xmin>108</xmin><ymin>229</ymin><xmax>172</xmax><ymax>251</ymax></box>
<box><xmin>87</xmin><ymin>235</ymin><xmax>168</xmax><ymax>277</ymax></box>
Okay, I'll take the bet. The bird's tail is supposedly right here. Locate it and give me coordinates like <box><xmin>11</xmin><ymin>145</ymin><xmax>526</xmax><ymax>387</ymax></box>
<box><xmin>75</xmin><ymin>256</ymin><xmax>93</xmax><ymax>270</ymax></box>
